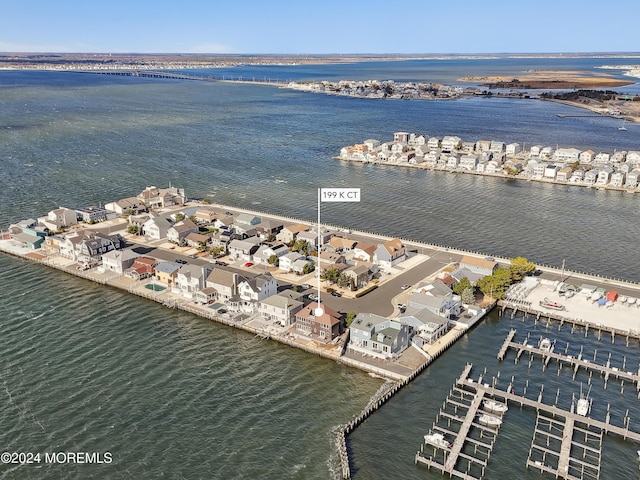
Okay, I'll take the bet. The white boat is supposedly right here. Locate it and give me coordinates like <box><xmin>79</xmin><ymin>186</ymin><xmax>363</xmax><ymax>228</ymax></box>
<box><xmin>576</xmin><ymin>398</ymin><xmax>589</xmax><ymax>416</ymax></box>
<box><xmin>483</xmin><ymin>399</ymin><xmax>508</xmax><ymax>414</ymax></box>
<box><xmin>539</xmin><ymin>298</ymin><xmax>565</xmax><ymax>311</ymax></box>
<box><xmin>424</xmin><ymin>432</ymin><xmax>452</xmax><ymax>449</ymax></box>
<box><xmin>477</xmin><ymin>413</ymin><xmax>502</xmax><ymax>428</ymax></box>
<box><xmin>539</xmin><ymin>338</ymin><xmax>554</xmax><ymax>353</ymax></box>
<box><xmin>619</xmin><ymin>120</ymin><xmax>627</xmax><ymax>131</ymax></box>
<box><xmin>627</xmin><ymin>297</ymin><xmax>637</xmax><ymax>306</ymax></box>
<box><xmin>619</xmin><ymin>296</ymin><xmax>628</xmax><ymax>304</ymax></box>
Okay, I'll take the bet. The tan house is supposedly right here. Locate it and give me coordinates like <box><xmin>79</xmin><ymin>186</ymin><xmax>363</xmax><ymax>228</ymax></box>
<box><xmin>276</xmin><ymin>223</ymin><xmax>310</xmax><ymax>244</ymax></box>
<box><xmin>154</xmin><ymin>261</ymin><xmax>181</xmax><ymax>286</ymax></box>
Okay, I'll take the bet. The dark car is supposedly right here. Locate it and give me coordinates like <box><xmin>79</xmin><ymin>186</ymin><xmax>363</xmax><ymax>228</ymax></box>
<box><xmin>176</xmin><ymin>258</ymin><xmax>187</xmax><ymax>264</ymax></box>
<box><xmin>330</xmin><ymin>291</ymin><xmax>342</xmax><ymax>297</ymax></box>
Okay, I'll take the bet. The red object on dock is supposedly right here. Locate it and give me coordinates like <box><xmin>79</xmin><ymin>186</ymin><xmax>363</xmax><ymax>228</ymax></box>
<box><xmin>606</xmin><ymin>290</ymin><xmax>618</xmax><ymax>302</ymax></box>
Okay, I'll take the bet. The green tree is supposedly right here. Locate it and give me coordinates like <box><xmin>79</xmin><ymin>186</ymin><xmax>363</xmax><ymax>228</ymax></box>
<box><xmin>175</xmin><ymin>213</ymin><xmax>185</xmax><ymax>222</ymax></box>
<box><xmin>188</xmin><ymin>215</ymin><xmax>198</xmax><ymax>224</ymax></box>
<box><xmin>345</xmin><ymin>311</ymin><xmax>357</xmax><ymax>327</ymax></box>
<box><xmin>477</xmin><ymin>267</ymin><xmax>512</xmax><ymax>300</ymax></box>
<box><xmin>509</xmin><ymin>256</ymin><xmax>536</xmax><ymax>282</ymax></box>
<box><xmin>320</xmin><ymin>267</ymin><xmax>340</xmax><ymax>284</ymax></box>
<box><xmin>268</xmin><ymin>254</ymin><xmax>279</xmax><ymax>266</ymax></box>
<box><xmin>292</xmin><ymin>239</ymin><xmax>312</xmax><ymax>256</ymax></box>
<box><xmin>202</xmin><ymin>198</ymin><xmax>211</xmax><ymax>204</ymax></box>
<box><xmin>453</xmin><ymin>276</ymin><xmax>472</xmax><ymax>295</ymax></box>
<box><xmin>303</xmin><ymin>262</ymin><xmax>315</xmax><ymax>274</ymax></box>
<box><xmin>127</xmin><ymin>225</ymin><xmax>139</xmax><ymax>235</ymax></box>
<box><xmin>461</xmin><ymin>287</ymin><xmax>476</xmax><ymax>305</ymax></box>
<box><xmin>337</xmin><ymin>273</ymin><xmax>351</xmax><ymax>289</ymax></box>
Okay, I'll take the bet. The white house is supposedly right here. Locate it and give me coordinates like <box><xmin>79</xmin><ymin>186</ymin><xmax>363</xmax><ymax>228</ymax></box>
<box><xmin>259</xmin><ymin>292</ymin><xmax>304</xmax><ymax>327</ymax></box>
<box><xmin>143</xmin><ymin>215</ymin><xmax>173</xmax><ymax>240</ymax></box>
<box><xmin>610</xmin><ymin>171</ymin><xmax>625</xmax><ymax>187</ymax></box>
<box><xmin>101</xmin><ymin>248</ymin><xmax>138</xmax><ymax>274</ymax></box>
<box><xmin>441</xmin><ymin>136</ymin><xmax>461</xmax><ymax>152</ymax></box>
<box><xmin>174</xmin><ymin>265</ymin><xmax>212</xmax><ymax>299</ymax></box>
<box><xmin>238</xmin><ymin>273</ymin><xmax>277</xmax><ymax>303</ymax></box>
<box><xmin>579</xmin><ymin>150</ymin><xmax>595</xmax><ymax>164</ymax></box>
<box><xmin>279</xmin><ymin>251</ymin><xmax>305</xmax><ymax>272</ymax></box>
<box><xmin>505</xmin><ymin>143</ymin><xmax>521</xmax><ymax>156</ymax></box>
<box><xmin>373</xmin><ymin>238</ymin><xmax>406</xmax><ymax>269</ymax></box>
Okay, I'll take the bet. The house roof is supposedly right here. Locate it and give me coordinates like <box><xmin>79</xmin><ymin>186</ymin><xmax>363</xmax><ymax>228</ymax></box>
<box><xmin>154</xmin><ymin>261</ymin><xmax>181</xmax><ymax>275</ymax></box>
<box><xmin>206</xmin><ymin>268</ymin><xmax>237</xmax><ymax>287</ymax></box>
<box><xmin>329</xmin><ymin>236</ymin><xmax>357</xmax><ymax>249</ymax></box>
<box><xmin>381</xmin><ymin>238</ymin><xmax>405</xmax><ymax>255</ymax></box>
<box><xmin>460</xmin><ymin>255</ymin><xmax>497</xmax><ymax>270</ymax></box>
<box><xmin>296</xmin><ymin>302</ymin><xmax>341</xmax><ymax>326</ymax></box>
<box><xmin>284</xmin><ymin>223</ymin><xmax>309</xmax><ymax>234</ymax></box>
<box><xmin>354</xmin><ymin>242</ymin><xmax>376</xmax><ymax>256</ymax></box>
<box><xmin>260</xmin><ymin>294</ymin><xmax>303</xmax><ymax>310</ymax></box>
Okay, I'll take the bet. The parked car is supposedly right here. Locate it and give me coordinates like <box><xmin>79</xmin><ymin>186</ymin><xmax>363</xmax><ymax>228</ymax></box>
<box><xmin>244</xmin><ymin>262</ymin><xmax>254</xmax><ymax>267</ymax></box>
<box><xmin>301</xmin><ymin>284</ymin><xmax>312</xmax><ymax>290</ymax></box>
<box><xmin>331</xmin><ymin>291</ymin><xmax>342</xmax><ymax>297</ymax></box>
<box><xmin>188</xmin><ymin>254</ymin><xmax>198</xmax><ymax>259</ymax></box>
<box><xmin>401</xmin><ymin>284</ymin><xmax>411</xmax><ymax>290</ymax></box>
<box><xmin>176</xmin><ymin>258</ymin><xmax>187</xmax><ymax>264</ymax></box>
<box><xmin>308</xmin><ymin>293</ymin><xmax>319</xmax><ymax>301</ymax></box>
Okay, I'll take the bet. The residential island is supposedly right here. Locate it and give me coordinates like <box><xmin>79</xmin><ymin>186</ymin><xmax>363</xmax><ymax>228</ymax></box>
<box><xmin>339</xmin><ymin>132</ymin><xmax>640</xmax><ymax>192</ymax></box>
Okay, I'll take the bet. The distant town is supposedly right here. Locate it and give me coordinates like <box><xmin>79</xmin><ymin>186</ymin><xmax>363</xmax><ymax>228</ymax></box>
<box><xmin>339</xmin><ymin>132</ymin><xmax>640</xmax><ymax>193</ymax></box>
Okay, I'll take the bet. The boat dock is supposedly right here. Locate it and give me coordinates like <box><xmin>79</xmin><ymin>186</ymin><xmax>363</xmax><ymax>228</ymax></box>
<box><xmin>497</xmin><ymin>330</ymin><xmax>640</xmax><ymax>392</ymax></box>
<box><xmin>417</xmin><ymin>363</ymin><xmax>640</xmax><ymax>480</ymax></box>
<box><xmin>415</xmin><ymin>364</ymin><xmax>503</xmax><ymax>479</ymax></box>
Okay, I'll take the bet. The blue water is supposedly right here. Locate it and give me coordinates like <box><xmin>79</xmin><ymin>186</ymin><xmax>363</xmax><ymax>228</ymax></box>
<box><xmin>0</xmin><ymin>57</ymin><xmax>639</xmax><ymax>479</ymax></box>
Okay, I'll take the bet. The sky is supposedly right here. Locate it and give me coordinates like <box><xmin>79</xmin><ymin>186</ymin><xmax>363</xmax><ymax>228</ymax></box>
<box><xmin>3</xmin><ymin>0</ymin><xmax>640</xmax><ymax>55</ymax></box>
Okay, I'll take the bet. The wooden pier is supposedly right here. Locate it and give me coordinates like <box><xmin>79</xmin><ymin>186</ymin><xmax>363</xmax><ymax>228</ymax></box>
<box><xmin>497</xmin><ymin>330</ymin><xmax>640</xmax><ymax>391</ymax></box>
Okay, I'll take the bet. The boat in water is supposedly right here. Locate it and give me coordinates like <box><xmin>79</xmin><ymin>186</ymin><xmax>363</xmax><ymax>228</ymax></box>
<box><xmin>539</xmin><ymin>298</ymin><xmax>565</xmax><ymax>311</ymax></box>
<box><xmin>424</xmin><ymin>431</ymin><xmax>452</xmax><ymax>450</ymax></box>
<box><xmin>539</xmin><ymin>337</ymin><xmax>554</xmax><ymax>353</ymax></box>
<box><xmin>477</xmin><ymin>413</ymin><xmax>502</xmax><ymax>428</ymax></box>
<box><xmin>576</xmin><ymin>384</ymin><xmax>591</xmax><ymax>416</ymax></box>
<box><xmin>483</xmin><ymin>399</ymin><xmax>508</xmax><ymax>414</ymax></box>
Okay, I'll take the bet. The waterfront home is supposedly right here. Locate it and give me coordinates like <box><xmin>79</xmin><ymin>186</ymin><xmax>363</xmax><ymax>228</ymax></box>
<box><xmin>505</xmin><ymin>143</ymin><xmax>521</xmax><ymax>156</ymax></box>
<box><xmin>414</xmin><ymin>145</ymin><xmax>430</xmax><ymax>157</ymax></box>
<box><xmin>460</xmin><ymin>141</ymin><xmax>476</xmax><ymax>154</ymax></box>
<box><xmin>227</xmin><ymin>236</ymin><xmax>262</xmax><ymax>262</ymax></box>
<box><xmin>296</xmin><ymin>229</ymin><xmax>322</xmax><ymax>249</ymax></box>
<box><xmin>238</xmin><ymin>273</ymin><xmax>277</xmax><ymax>303</ymax></box>
<box><xmin>137</xmin><ymin>185</ymin><xmax>186</xmax><ymax>209</ymax></box>
<box><xmin>408</xmin><ymin>134</ymin><xmax>426</xmax><ymax>147</ymax></box>
<box><xmin>327</xmin><ymin>236</ymin><xmax>358</xmax><ymax>253</ymax></box>
<box><xmin>579</xmin><ymin>150</ymin><xmax>595</xmax><ymax>164</ymax></box>
<box><xmin>76</xmin><ymin>232</ymin><xmax>125</xmax><ymax>267</ymax></box>
<box><xmin>213</xmin><ymin>215</ymin><xmax>234</xmax><ymax>230</ymax></box>
<box><xmin>476</xmin><ymin>161</ymin><xmax>487</xmax><ymax>174</ymax></box>
<box><xmin>142</xmin><ymin>215</ymin><xmax>173</xmax><ymax>240</ymax></box>
<box><xmin>39</xmin><ymin>207</ymin><xmax>78</xmax><ymax>232</ymax></box>
<box><xmin>626</xmin><ymin>170</ymin><xmax>640</xmax><ymax>188</ymax></box>
<box><xmin>476</xmin><ymin>140</ymin><xmax>492</xmax><ymax>152</ymax></box>
<box><xmin>377</xmin><ymin>151</ymin><xmax>390</xmax><ymax>162</ymax></box>
<box><xmin>554</xmin><ymin>148</ymin><xmax>581</xmax><ymax>162</ymax></box>
<box><xmin>427</xmin><ymin>137</ymin><xmax>440</xmax><ymax>150</ymax></box>
<box><xmin>556</xmin><ymin>167</ymin><xmax>574</xmax><ymax>182</ymax></box>
<box><xmin>279</xmin><ymin>251</ymin><xmax>305</xmax><ymax>272</ymax></box>
<box><xmin>167</xmin><ymin>219</ymin><xmax>198</xmax><ymax>245</ymax></box>
<box><xmin>583</xmin><ymin>170</ymin><xmax>598</xmax><ymax>186</ymax></box>
<box><xmin>459</xmin><ymin>155</ymin><xmax>479</xmax><ymax>171</ymax></box>
<box><xmin>154</xmin><ymin>261</ymin><xmax>181</xmax><ymax>287</ymax></box>
<box><xmin>124</xmin><ymin>257</ymin><xmax>157</xmax><ymax>280</ymax></box>
<box><xmin>193</xmin><ymin>208</ymin><xmax>219</xmax><ymax>225</ymax></box>
<box><xmin>234</xmin><ymin>212</ymin><xmax>261</xmax><ymax>231</ymax></box>
<box><xmin>205</xmin><ymin>269</ymin><xmax>239</xmax><ymax>301</ymax></box>
<box><xmin>409</xmin><ymin>287</ymin><xmax>461</xmax><ymax>320</ymax></box>
<box><xmin>611</xmin><ymin>151</ymin><xmax>626</xmax><ymax>164</ymax></box>
<box><xmin>352</xmin><ymin>242</ymin><xmax>376</xmax><ymax>263</ymax></box>
<box><xmin>530</xmin><ymin>145</ymin><xmax>543</xmax><ymax>157</ymax></box>
<box><xmin>374</xmin><ymin>238</ymin><xmax>406</xmax><ymax>269</ymax></box>
<box><xmin>459</xmin><ymin>255</ymin><xmax>498</xmax><ymax>277</ymax></box>
<box><xmin>75</xmin><ymin>206</ymin><xmax>116</xmax><ymax>224</ymax></box>
<box><xmin>627</xmin><ymin>151</ymin><xmax>640</xmax><ymax>166</ymax></box>
<box><xmin>544</xmin><ymin>164</ymin><xmax>561</xmax><ymax>179</ymax></box>
<box><xmin>594</xmin><ymin>152</ymin><xmax>611</xmax><ymax>164</ymax></box>
<box><xmin>399</xmin><ymin>308</ymin><xmax>450</xmax><ymax>346</ymax></box>
<box><xmin>610</xmin><ymin>171</ymin><xmax>625</xmax><ymax>187</ymax></box>
<box><xmin>10</xmin><ymin>224</ymin><xmax>47</xmax><ymax>249</ymax></box>
<box><xmin>101</xmin><ymin>248</ymin><xmax>138</xmax><ymax>274</ymax></box>
<box><xmin>174</xmin><ymin>264</ymin><xmax>212</xmax><ymax>299</ymax></box>
<box><xmin>540</xmin><ymin>146</ymin><xmax>554</xmax><ymax>158</ymax></box>
<box><xmin>445</xmin><ymin>155</ymin><xmax>460</xmax><ymax>170</ymax></box>
<box><xmin>295</xmin><ymin>302</ymin><xmax>343</xmax><ymax>342</ymax></box>
<box><xmin>393</xmin><ymin>132</ymin><xmax>409</xmax><ymax>143</ymax></box>
<box><xmin>259</xmin><ymin>293</ymin><xmax>304</xmax><ymax>327</ymax></box>
<box><xmin>489</xmin><ymin>141</ymin><xmax>505</xmax><ymax>154</ymax></box>
<box><xmin>596</xmin><ymin>167</ymin><xmax>614</xmax><ymax>186</ymax></box>
<box><xmin>104</xmin><ymin>197</ymin><xmax>147</xmax><ymax>216</ymax></box>
<box><xmin>485</xmin><ymin>160</ymin><xmax>502</xmax><ymax>174</ymax></box>
<box><xmin>569</xmin><ymin>170</ymin><xmax>585</xmax><ymax>183</ymax></box>
<box><xmin>441</xmin><ymin>136</ymin><xmax>462</xmax><ymax>152</ymax></box>
<box><xmin>364</xmin><ymin>139</ymin><xmax>381</xmax><ymax>150</ymax></box>
<box><xmin>348</xmin><ymin>313</ymin><xmax>410</xmax><ymax>360</ymax></box>
<box><xmin>531</xmin><ymin>161</ymin><xmax>547</xmax><ymax>179</ymax></box>
<box><xmin>391</xmin><ymin>142</ymin><xmax>407</xmax><ymax>154</ymax></box>
<box><xmin>256</xmin><ymin>219</ymin><xmax>284</xmax><ymax>240</ymax></box>
<box><xmin>276</xmin><ymin>223</ymin><xmax>309</xmax><ymax>244</ymax></box>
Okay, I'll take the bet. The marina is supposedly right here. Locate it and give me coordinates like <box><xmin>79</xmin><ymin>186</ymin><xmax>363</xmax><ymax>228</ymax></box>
<box><xmin>416</xmin><ymin>361</ymin><xmax>640</xmax><ymax>480</ymax></box>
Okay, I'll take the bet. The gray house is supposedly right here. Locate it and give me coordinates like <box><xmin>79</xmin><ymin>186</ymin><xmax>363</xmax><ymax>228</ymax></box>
<box><xmin>348</xmin><ymin>313</ymin><xmax>410</xmax><ymax>360</ymax></box>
